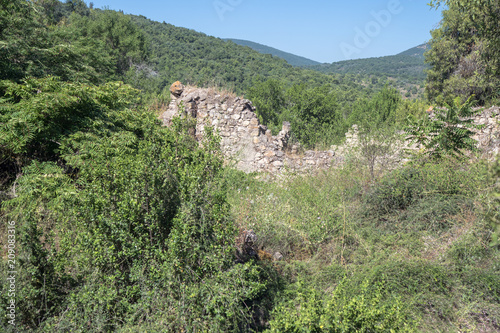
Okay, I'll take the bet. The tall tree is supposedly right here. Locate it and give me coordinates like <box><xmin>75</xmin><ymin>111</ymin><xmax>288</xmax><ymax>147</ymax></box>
<box><xmin>425</xmin><ymin>0</ymin><xmax>500</xmax><ymax>105</ymax></box>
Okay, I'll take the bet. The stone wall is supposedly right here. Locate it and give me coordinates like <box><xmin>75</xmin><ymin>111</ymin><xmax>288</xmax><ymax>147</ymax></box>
<box><xmin>160</xmin><ymin>82</ymin><xmax>339</xmax><ymax>173</ymax></box>
<box><xmin>160</xmin><ymin>82</ymin><xmax>500</xmax><ymax>174</ymax></box>
<box><xmin>471</xmin><ymin>106</ymin><xmax>500</xmax><ymax>158</ymax></box>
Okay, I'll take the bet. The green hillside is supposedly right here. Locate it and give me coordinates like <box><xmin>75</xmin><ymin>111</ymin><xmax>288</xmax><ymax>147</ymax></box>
<box><xmin>397</xmin><ymin>43</ymin><xmax>428</xmax><ymax>58</ymax></box>
<box><xmin>310</xmin><ymin>44</ymin><xmax>429</xmax><ymax>83</ymax></box>
<box><xmin>224</xmin><ymin>38</ymin><xmax>321</xmax><ymax>67</ymax></box>
<box><xmin>306</xmin><ymin>44</ymin><xmax>429</xmax><ymax>99</ymax></box>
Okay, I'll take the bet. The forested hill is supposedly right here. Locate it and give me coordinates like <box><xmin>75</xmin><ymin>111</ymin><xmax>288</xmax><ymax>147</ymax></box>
<box><xmin>397</xmin><ymin>43</ymin><xmax>428</xmax><ymax>58</ymax></box>
<box><xmin>309</xmin><ymin>44</ymin><xmax>429</xmax><ymax>84</ymax></box>
<box><xmin>129</xmin><ymin>15</ymin><xmax>367</xmax><ymax>96</ymax></box>
<box><xmin>224</xmin><ymin>38</ymin><xmax>321</xmax><ymax>67</ymax></box>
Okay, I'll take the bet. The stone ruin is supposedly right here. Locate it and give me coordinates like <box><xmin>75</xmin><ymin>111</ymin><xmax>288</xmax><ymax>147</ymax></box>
<box><xmin>161</xmin><ymin>81</ymin><xmax>338</xmax><ymax>174</ymax></box>
<box><xmin>160</xmin><ymin>82</ymin><xmax>500</xmax><ymax>174</ymax></box>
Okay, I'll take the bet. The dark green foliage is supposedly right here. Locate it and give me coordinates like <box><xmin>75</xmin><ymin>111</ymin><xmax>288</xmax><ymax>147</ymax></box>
<box><xmin>309</xmin><ymin>45</ymin><xmax>428</xmax><ymax>100</ymax></box>
<box><xmin>347</xmin><ymin>85</ymin><xmax>402</xmax><ymax>130</ymax></box>
<box><xmin>0</xmin><ymin>0</ymin><xmax>115</xmax><ymax>84</ymax></box>
<box><xmin>247</xmin><ymin>79</ymin><xmax>348</xmax><ymax>147</ymax></box>
<box><xmin>405</xmin><ymin>97</ymin><xmax>483</xmax><ymax>158</ymax></box>
<box><xmin>425</xmin><ymin>1</ymin><xmax>500</xmax><ymax>105</ymax></box>
<box><xmin>68</xmin><ymin>10</ymin><xmax>149</xmax><ymax>76</ymax></box>
<box><xmin>311</xmin><ymin>45</ymin><xmax>428</xmax><ymax>83</ymax></box>
<box><xmin>247</xmin><ymin>79</ymin><xmax>402</xmax><ymax>147</ymax></box>
<box><xmin>129</xmin><ymin>14</ymin><xmax>381</xmax><ymax>97</ymax></box>
<box><xmin>0</xmin><ymin>77</ymin><xmax>139</xmax><ymax>169</ymax></box>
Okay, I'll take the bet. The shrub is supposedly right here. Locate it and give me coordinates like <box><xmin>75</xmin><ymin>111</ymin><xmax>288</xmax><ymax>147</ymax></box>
<box><xmin>365</xmin><ymin>158</ymin><xmax>485</xmax><ymax>218</ymax></box>
<box><xmin>0</xmin><ymin>78</ymin><xmax>278</xmax><ymax>331</ymax></box>
<box><xmin>267</xmin><ymin>277</ymin><xmax>417</xmax><ymax>332</ymax></box>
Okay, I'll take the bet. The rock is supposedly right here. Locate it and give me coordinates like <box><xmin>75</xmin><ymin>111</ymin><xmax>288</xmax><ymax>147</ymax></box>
<box><xmin>273</xmin><ymin>252</ymin><xmax>284</xmax><ymax>261</ymax></box>
<box><xmin>264</xmin><ymin>151</ymin><xmax>275</xmax><ymax>157</ymax></box>
<box><xmin>273</xmin><ymin>160</ymin><xmax>284</xmax><ymax>167</ymax></box>
<box><xmin>169</xmin><ymin>81</ymin><xmax>184</xmax><ymax>97</ymax></box>
<box><xmin>159</xmin><ymin>83</ymin><xmax>346</xmax><ymax>173</ymax></box>
<box><xmin>282</xmin><ymin>121</ymin><xmax>291</xmax><ymax>133</ymax></box>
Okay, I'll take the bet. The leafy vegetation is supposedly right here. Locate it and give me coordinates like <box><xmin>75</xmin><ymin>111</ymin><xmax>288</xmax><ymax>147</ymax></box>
<box><xmin>227</xmin><ymin>157</ymin><xmax>499</xmax><ymax>332</ymax></box>
<box><xmin>247</xmin><ymin>80</ymin><xmax>425</xmax><ymax>147</ymax></box>
<box><xmin>309</xmin><ymin>45</ymin><xmax>429</xmax><ymax>100</ymax></box>
<box><xmin>1</xmin><ymin>0</ymin><xmax>499</xmax><ymax>332</ymax></box>
<box><xmin>311</xmin><ymin>45</ymin><xmax>428</xmax><ymax>83</ymax></box>
<box><xmin>0</xmin><ymin>77</ymin><xmax>278</xmax><ymax>332</ymax></box>
<box><xmin>425</xmin><ymin>0</ymin><xmax>500</xmax><ymax>105</ymax></box>
<box><xmin>405</xmin><ymin>97</ymin><xmax>483</xmax><ymax>158</ymax></box>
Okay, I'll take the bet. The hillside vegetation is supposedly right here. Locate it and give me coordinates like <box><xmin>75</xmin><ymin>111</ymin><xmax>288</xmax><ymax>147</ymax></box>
<box><xmin>224</xmin><ymin>38</ymin><xmax>321</xmax><ymax>67</ymax></box>
<box><xmin>309</xmin><ymin>44</ymin><xmax>429</xmax><ymax>100</ymax></box>
<box><xmin>0</xmin><ymin>0</ymin><xmax>499</xmax><ymax>332</ymax></box>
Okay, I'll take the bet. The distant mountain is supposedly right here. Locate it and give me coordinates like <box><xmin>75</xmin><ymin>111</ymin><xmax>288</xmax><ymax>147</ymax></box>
<box><xmin>396</xmin><ymin>43</ymin><xmax>428</xmax><ymax>59</ymax></box>
<box><xmin>308</xmin><ymin>44</ymin><xmax>429</xmax><ymax>84</ymax></box>
<box><xmin>224</xmin><ymin>38</ymin><xmax>321</xmax><ymax>67</ymax></box>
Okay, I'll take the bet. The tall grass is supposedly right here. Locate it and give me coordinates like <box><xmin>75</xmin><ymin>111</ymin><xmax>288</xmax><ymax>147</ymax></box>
<box><xmin>226</xmin><ymin>155</ymin><xmax>500</xmax><ymax>332</ymax></box>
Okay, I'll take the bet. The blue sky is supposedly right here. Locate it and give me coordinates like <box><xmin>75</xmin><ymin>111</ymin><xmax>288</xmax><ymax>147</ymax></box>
<box><xmin>88</xmin><ymin>0</ymin><xmax>444</xmax><ymax>63</ymax></box>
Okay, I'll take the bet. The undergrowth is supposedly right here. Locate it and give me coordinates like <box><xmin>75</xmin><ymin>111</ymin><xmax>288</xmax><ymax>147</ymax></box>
<box><xmin>227</xmin><ymin>156</ymin><xmax>500</xmax><ymax>332</ymax></box>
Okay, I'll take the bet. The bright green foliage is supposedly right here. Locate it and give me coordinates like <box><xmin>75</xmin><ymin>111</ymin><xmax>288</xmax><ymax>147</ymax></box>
<box><xmin>247</xmin><ymin>81</ymin><xmax>420</xmax><ymax>148</ymax></box>
<box><xmin>348</xmin><ymin>85</ymin><xmax>402</xmax><ymax>131</ymax></box>
<box><xmin>247</xmin><ymin>79</ymin><xmax>353</xmax><ymax>147</ymax></box>
<box><xmin>0</xmin><ymin>78</ymin><xmax>275</xmax><ymax>332</ymax></box>
<box><xmin>425</xmin><ymin>1</ymin><xmax>500</xmax><ymax>105</ymax></box>
<box><xmin>0</xmin><ymin>0</ymin><xmax>111</xmax><ymax>83</ymax></box>
<box><xmin>284</xmin><ymin>84</ymin><xmax>345</xmax><ymax>147</ymax></box>
<box><xmin>0</xmin><ymin>0</ymin><xmax>52</xmax><ymax>80</ymax></box>
<box><xmin>247</xmin><ymin>79</ymin><xmax>286</xmax><ymax>128</ymax></box>
<box><xmin>0</xmin><ymin>77</ymin><xmax>139</xmax><ymax>167</ymax></box>
<box><xmin>267</xmin><ymin>278</ymin><xmax>416</xmax><ymax>333</ymax></box>
<box><xmin>405</xmin><ymin>97</ymin><xmax>483</xmax><ymax>158</ymax></box>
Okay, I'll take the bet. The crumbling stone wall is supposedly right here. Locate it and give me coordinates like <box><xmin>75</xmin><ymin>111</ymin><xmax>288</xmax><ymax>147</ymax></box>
<box><xmin>161</xmin><ymin>82</ymin><xmax>500</xmax><ymax>174</ymax></box>
<box><xmin>160</xmin><ymin>82</ymin><xmax>338</xmax><ymax>173</ymax></box>
<box><xmin>471</xmin><ymin>106</ymin><xmax>500</xmax><ymax>158</ymax></box>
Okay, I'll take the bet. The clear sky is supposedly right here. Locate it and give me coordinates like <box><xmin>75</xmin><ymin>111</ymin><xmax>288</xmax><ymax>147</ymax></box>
<box><xmin>88</xmin><ymin>0</ymin><xmax>444</xmax><ymax>63</ymax></box>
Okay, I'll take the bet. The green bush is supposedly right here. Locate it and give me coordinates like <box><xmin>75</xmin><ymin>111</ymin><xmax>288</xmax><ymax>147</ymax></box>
<box><xmin>365</xmin><ymin>158</ymin><xmax>485</xmax><ymax>218</ymax></box>
<box><xmin>0</xmin><ymin>78</ymin><xmax>278</xmax><ymax>332</ymax></box>
<box><xmin>267</xmin><ymin>278</ymin><xmax>417</xmax><ymax>332</ymax></box>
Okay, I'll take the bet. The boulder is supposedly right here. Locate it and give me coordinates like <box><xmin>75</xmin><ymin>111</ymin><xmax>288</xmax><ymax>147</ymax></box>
<box><xmin>169</xmin><ymin>81</ymin><xmax>184</xmax><ymax>97</ymax></box>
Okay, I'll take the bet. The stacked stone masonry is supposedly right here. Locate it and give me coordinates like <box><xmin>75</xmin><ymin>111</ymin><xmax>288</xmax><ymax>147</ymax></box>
<box><xmin>161</xmin><ymin>82</ymin><xmax>500</xmax><ymax>174</ymax></box>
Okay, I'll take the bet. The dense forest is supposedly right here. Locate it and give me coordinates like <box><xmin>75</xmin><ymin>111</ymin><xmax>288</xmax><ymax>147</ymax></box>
<box><xmin>1</xmin><ymin>0</ymin><xmax>499</xmax><ymax>332</ymax></box>
<box><xmin>309</xmin><ymin>44</ymin><xmax>428</xmax><ymax>97</ymax></box>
